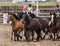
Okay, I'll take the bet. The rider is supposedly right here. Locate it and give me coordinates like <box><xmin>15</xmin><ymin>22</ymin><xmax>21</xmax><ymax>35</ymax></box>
<box><xmin>23</xmin><ymin>3</ymin><xmax>28</xmax><ymax>13</ymax></box>
<box><xmin>28</xmin><ymin>4</ymin><xmax>33</xmax><ymax>13</ymax></box>
<box><xmin>27</xmin><ymin>4</ymin><xmax>36</xmax><ymax>18</ymax></box>
<box><xmin>56</xmin><ymin>2</ymin><xmax>60</xmax><ymax>17</ymax></box>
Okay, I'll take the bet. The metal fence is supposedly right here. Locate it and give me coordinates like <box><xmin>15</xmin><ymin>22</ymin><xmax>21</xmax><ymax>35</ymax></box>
<box><xmin>0</xmin><ymin>0</ymin><xmax>12</xmax><ymax>2</ymax></box>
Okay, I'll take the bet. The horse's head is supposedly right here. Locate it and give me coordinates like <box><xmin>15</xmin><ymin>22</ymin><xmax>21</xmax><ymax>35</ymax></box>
<box><xmin>8</xmin><ymin>12</ymin><xmax>21</xmax><ymax>21</ymax></box>
<box><xmin>50</xmin><ymin>11</ymin><xmax>57</xmax><ymax>22</ymax></box>
<box><xmin>7</xmin><ymin>12</ymin><xmax>13</xmax><ymax>22</ymax></box>
<box><xmin>28</xmin><ymin>12</ymin><xmax>36</xmax><ymax>18</ymax></box>
<box><xmin>22</xmin><ymin>12</ymin><xmax>32</xmax><ymax>24</ymax></box>
<box><xmin>22</xmin><ymin>12</ymin><xmax>27</xmax><ymax>24</ymax></box>
<box><xmin>50</xmin><ymin>12</ymin><xmax>56</xmax><ymax>16</ymax></box>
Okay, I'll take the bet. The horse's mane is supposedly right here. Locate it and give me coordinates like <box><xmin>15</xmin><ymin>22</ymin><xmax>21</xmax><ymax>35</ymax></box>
<box><xmin>12</xmin><ymin>13</ymin><xmax>20</xmax><ymax>21</ymax></box>
<box><xmin>17</xmin><ymin>12</ymin><xmax>23</xmax><ymax>19</ymax></box>
<box><xmin>29</xmin><ymin>13</ymin><xmax>37</xmax><ymax>18</ymax></box>
<box><xmin>23</xmin><ymin>13</ymin><xmax>32</xmax><ymax>24</ymax></box>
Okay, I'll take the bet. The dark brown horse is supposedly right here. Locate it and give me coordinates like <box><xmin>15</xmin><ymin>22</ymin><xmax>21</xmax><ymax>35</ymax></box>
<box><xmin>28</xmin><ymin>12</ymin><xmax>52</xmax><ymax>39</ymax></box>
<box><xmin>22</xmin><ymin>13</ymin><xmax>42</xmax><ymax>41</ymax></box>
<box><xmin>17</xmin><ymin>12</ymin><xmax>54</xmax><ymax>40</ymax></box>
<box><xmin>18</xmin><ymin>12</ymin><xmax>53</xmax><ymax>40</ymax></box>
<box><xmin>50</xmin><ymin>11</ymin><xmax>60</xmax><ymax>40</ymax></box>
<box><xmin>7</xmin><ymin>12</ymin><xmax>24</xmax><ymax>41</ymax></box>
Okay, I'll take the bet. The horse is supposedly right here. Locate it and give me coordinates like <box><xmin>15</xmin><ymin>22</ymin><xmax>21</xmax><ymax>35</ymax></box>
<box><xmin>7</xmin><ymin>12</ymin><xmax>24</xmax><ymax>41</ymax></box>
<box><xmin>21</xmin><ymin>12</ymin><xmax>43</xmax><ymax>41</ymax></box>
<box><xmin>28</xmin><ymin>12</ymin><xmax>53</xmax><ymax>39</ymax></box>
<box><xmin>49</xmin><ymin>11</ymin><xmax>60</xmax><ymax>40</ymax></box>
<box><xmin>17</xmin><ymin>11</ymin><xmax>53</xmax><ymax>40</ymax></box>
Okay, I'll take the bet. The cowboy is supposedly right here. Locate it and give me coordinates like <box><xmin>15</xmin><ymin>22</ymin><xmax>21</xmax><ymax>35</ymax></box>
<box><xmin>23</xmin><ymin>3</ymin><xmax>28</xmax><ymax>13</ymax></box>
<box><xmin>56</xmin><ymin>2</ymin><xmax>60</xmax><ymax>17</ymax></box>
<box><xmin>28</xmin><ymin>4</ymin><xmax>33</xmax><ymax>13</ymax></box>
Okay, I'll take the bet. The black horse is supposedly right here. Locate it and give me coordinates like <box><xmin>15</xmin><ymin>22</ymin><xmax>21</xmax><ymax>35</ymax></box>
<box><xmin>17</xmin><ymin>12</ymin><xmax>53</xmax><ymax>40</ymax></box>
<box><xmin>21</xmin><ymin>13</ymin><xmax>43</xmax><ymax>41</ymax></box>
<box><xmin>28</xmin><ymin>12</ymin><xmax>53</xmax><ymax>39</ymax></box>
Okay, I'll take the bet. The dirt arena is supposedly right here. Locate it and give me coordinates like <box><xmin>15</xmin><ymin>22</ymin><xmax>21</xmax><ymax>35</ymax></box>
<box><xmin>0</xmin><ymin>24</ymin><xmax>60</xmax><ymax>46</ymax></box>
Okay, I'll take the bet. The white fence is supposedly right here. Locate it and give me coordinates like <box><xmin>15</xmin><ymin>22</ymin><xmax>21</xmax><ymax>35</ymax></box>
<box><xmin>1</xmin><ymin>13</ymin><xmax>58</xmax><ymax>24</ymax></box>
<box><xmin>0</xmin><ymin>13</ymin><xmax>8</xmax><ymax>24</ymax></box>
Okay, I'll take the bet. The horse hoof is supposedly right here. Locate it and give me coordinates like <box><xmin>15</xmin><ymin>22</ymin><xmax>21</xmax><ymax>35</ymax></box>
<box><xmin>27</xmin><ymin>40</ymin><xmax>31</xmax><ymax>42</ymax></box>
<box><xmin>21</xmin><ymin>37</ymin><xmax>22</xmax><ymax>39</ymax></box>
<box><xmin>36</xmin><ymin>40</ymin><xmax>39</xmax><ymax>42</ymax></box>
<box><xmin>14</xmin><ymin>39</ymin><xmax>16</xmax><ymax>41</ymax></box>
<box><xmin>11</xmin><ymin>39</ymin><xmax>12</xmax><ymax>40</ymax></box>
<box><xmin>17</xmin><ymin>39</ymin><xmax>20</xmax><ymax>41</ymax></box>
<box><xmin>53</xmin><ymin>39</ymin><xmax>56</xmax><ymax>41</ymax></box>
<box><xmin>36</xmin><ymin>39</ymin><xmax>40</xmax><ymax>42</ymax></box>
<box><xmin>26</xmin><ymin>39</ymin><xmax>31</xmax><ymax>42</ymax></box>
<box><xmin>20</xmin><ymin>36</ymin><xmax>22</xmax><ymax>39</ymax></box>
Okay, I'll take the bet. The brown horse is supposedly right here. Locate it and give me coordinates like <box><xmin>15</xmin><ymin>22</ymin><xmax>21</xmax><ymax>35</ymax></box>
<box><xmin>7</xmin><ymin>12</ymin><xmax>24</xmax><ymax>41</ymax></box>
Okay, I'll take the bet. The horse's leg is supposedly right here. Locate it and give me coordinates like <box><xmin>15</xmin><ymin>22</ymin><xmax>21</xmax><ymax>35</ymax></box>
<box><xmin>43</xmin><ymin>29</ymin><xmax>46</xmax><ymax>33</ymax></box>
<box><xmin>24</xmin><ymin>30</ymin><xmax>27</xmax><ymax>41</ymax></box>
<box><xmin>43</xmin><ymin>28</ymin><xmax>49</xmax><ymax>39</ymax></box>
<box><xmin>13</xmin><ymin>29</ymin><xmax>19</xmax><ymax>41</ymax></box>
<box><xmin>40</xmin><ymin>30</ymin><xmax>42</xmax><ymax>40</ymax></box>
<box><xmin>56</xmin><ymin>32</ymin><xmax>59</xmax><ymax>40</ymax></box>
<box><xmin>14</xmin><ymin>31</ymin><xmax>17</xmax><ymax>41</ymax></box>
<box><xmin>25</xmin><ymin>33</ymin><xmax>28</xmax><ymax>41</ymax></box>
<box><xmin>36</xmin><ymin>29</ymin><xmax>42</xmax><ymax>41</ymax></box>
<box><xmin>48</xmin><ymin>28</ymin><xmax>53</xmax><ymax>40</ymax></box>
<box><xmin>18</xmin><ymin>29</ymin><xmax>22</xmax><ymax>39</ymax></box>
<box><xmin>49</xmin><ymin>32</ymin><xmax>53</xmax><ymax>40</ymax></box>
<box><xmin>17</xmin><ymin>30</ymin><xmax>22</xmax><ymax>41</ymax></box>
<box><xmin>36</xmin><ymin>32</ymin><xmax>41</xmax><ymax>41</ymax></box>
<box><xmin>32</xmin><ymin>30</ymin><xmax>34</xmax><ymax>41</ymax></box>
<box><xmin>17</xmin><ymin>31</ymin><xmax>20</xmax><ymax>41</ymax></box>
<box><xmin>53</xmin><ymin>32</ymin><xmax>56</xmax><ymax>41</ymax></box>
<box><xmin>25</xmin><ymin>30</ymin><xmax>30</xmax><ymax>42</ymax></box>
<box><xmin>24</xmin><ymin>28</ymin><xmax>29</xmax><ymax>41</ymax></box>
<box><xmin>11</xmin><ymin>31</ymin><xmax>13</xmax><ymax>40</ymax></box>
<box><xmin>24</xmin><ymin>29</ymin><xmax>26</xmax><ymax>38</ymax></box>
<box><xmin>35</xmin><ymin>30</ymin><xmax>39</xmax><ymax>41</ymax></box>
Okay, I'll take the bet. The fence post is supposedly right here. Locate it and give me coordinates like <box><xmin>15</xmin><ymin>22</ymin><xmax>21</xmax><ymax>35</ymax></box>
<box><xmin>36</xmin><ymin>0</ymin><xmax>39</xmax><ymax>16</ymax></box>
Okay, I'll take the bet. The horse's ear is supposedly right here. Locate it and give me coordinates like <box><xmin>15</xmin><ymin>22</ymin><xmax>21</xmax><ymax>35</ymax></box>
<box><xmin>25</xmin><ymin>12</ymin><xmax>27</xmax><ymax>14</ymax></box>
<box><xmin>8</xmin><ymin>11</ymin><xmax>11</xmax><ymax>14</ymax></box>
<box><xmin>23</xmin><ymin>12</ymin><xmax>27</xmax><ymax>14</ymax></box>
<box><xmin>53</xmin><ymin>12</ymin><xmax>56</xmax><ymax>15</ymax></box>
<box><xmin>21</xmin><ymin>12</ymin><xmax>24</xmax><ymax>15</ymax></box>
<box><xmin>28</xmin><ymin>12</ymin><xmax>31</xmax><ymax>14</ymax></box>
<box><xmin>8</xmin><ymin>11</ymin><xmax>14</xmax><ymax>15</ymax></box>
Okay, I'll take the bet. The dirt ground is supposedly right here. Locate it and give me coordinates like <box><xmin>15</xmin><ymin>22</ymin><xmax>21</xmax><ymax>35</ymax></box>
<box><xmin>0</xmin><ymin>24</ymin><xmax>60</xmax><ymax>46</ymax></box>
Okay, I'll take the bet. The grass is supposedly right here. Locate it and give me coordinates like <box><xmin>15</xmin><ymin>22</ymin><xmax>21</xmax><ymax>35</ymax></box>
<box><xmin>0</xmin><ymin>2</ymin><xmax>58</xmax><ymax>6</ymax></box>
